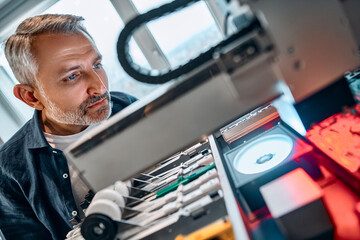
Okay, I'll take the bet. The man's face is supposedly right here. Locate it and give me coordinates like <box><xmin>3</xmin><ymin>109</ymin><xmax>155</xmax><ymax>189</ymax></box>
<box><xmin>32</xmin><ymin>32</ymin><xmax>111</xmax><ymax>127</ymax></box>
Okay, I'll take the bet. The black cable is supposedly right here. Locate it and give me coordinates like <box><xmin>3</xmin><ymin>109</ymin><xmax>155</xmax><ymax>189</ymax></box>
<box><xmin>117</xmin><ymin>0</ymin><xmax>261</xmax><ymax>84</ymax></box>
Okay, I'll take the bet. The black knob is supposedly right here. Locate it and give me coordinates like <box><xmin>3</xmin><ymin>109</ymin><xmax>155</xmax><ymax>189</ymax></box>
<box><xmin>81</xmin><ymin>214</ymin><xmax>117</xmax><ymax>240</ymax></box>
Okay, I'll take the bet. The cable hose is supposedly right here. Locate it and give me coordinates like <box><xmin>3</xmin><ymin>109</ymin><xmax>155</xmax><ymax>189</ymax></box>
<box><xmin>117</xmin><ymin>0</ymin><xmax>261</xmax><ymax>84</ymax></box>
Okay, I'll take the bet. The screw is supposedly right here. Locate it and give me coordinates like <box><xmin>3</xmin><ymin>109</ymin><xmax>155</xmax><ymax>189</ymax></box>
<box><xmin>294</xmin><ymin>60</ymin><xmax>305</xmax><ymax>70</ymax></box>
<box><xmin>287</xmin><ymin>46</ymin><xmax>295</xmax><ymax>55</ymax></box>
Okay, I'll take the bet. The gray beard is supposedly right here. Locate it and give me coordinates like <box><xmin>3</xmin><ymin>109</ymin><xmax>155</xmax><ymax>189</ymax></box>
<box><xmin>40</xmin><ymin>88</ymin><xmax>111</xmax><ymax>126</ymax></box>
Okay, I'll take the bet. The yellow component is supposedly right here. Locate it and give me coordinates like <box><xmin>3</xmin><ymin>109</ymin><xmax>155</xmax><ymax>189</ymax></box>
<box><xmin>174</xmin><ymin>217</ymin><xmax>234</xmax><ymax>240</ymax></box>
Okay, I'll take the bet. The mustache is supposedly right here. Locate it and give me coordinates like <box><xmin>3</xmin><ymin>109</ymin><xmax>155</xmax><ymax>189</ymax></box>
<box><xmin>81</xmin><ymin>91</ymin><xmax>110</xmax><ymax>110</ymax></box>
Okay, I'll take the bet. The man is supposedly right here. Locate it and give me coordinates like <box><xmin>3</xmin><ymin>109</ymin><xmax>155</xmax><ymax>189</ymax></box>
<box><xmin>0</xmin><ymin>14</ymin><xmax>137</xmax><ymax>239</ymax></box>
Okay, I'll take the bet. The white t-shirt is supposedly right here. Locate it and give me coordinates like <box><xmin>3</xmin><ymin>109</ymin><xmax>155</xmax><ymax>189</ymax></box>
<box><xmin>44</xmin><ymin>124</ymin><xmax>98</xmax><ymax>218</ymax></box>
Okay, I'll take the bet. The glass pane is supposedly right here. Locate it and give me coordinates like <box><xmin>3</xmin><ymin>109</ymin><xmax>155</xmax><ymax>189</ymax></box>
<box><xmin>133</xmin><ymin>0</ymin><xmax>223</xmax><ymax>67</ymax></box>
<box><xmin>132</xmin><ymin>0</ymin><xmax>172</xmax><ymax>13</ymax></box>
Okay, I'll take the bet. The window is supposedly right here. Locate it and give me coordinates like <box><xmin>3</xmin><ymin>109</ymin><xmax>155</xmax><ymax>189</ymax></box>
<box><xmin>132</xmin><ymin>0</ymin><xmax>223</xmax><ymax>67</ymax></box>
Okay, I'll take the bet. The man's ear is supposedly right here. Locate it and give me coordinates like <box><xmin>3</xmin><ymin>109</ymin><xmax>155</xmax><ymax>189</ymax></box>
<box><xmin>13</xmin><ymin>84</ymin><xmax>44</xmax><ymax>110</ymax></box>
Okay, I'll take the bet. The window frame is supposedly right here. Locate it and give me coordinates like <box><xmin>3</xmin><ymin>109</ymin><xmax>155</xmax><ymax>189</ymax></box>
<box><xmin>0</xmin><ymin>0</ymin><xmax>59</xmax><ymax>42</ymax></box>
<box><xmin>110</xmin><ymin>0</ymin><xmax>171</xmax><ymax>71</ymax></box>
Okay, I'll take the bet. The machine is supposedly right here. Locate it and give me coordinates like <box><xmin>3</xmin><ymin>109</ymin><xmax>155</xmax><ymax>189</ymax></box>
<box><xmin>64</xmin><ymin>0</ymin><xmax>360</xmax><ymax>239</ymax></box>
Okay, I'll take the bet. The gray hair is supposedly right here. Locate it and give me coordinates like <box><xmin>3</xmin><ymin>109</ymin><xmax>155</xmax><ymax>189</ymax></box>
<box><xmin>4</xmin><ymin>14</ymin><xmax>92</xmax><ymax>86</ymax></box>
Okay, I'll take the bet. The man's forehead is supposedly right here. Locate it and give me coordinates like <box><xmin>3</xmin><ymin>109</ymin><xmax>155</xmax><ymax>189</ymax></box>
<box><xmin>32</xmin><ymin>32</ymin><xmax>98</xmax><ymax>57</ymax></box>
<box><xmin>32</xmin><ymin>32</ymin><xmax>100</xmax><ymax>70</ymax></box>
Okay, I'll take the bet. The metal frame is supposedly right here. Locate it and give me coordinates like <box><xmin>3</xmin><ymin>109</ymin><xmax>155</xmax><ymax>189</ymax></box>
<box><xmin>239</xmin><ymin>0</ymin><xmax>360</xmax><ymax>102</ymax></box>
<box><xmin>0</xmin><ymin>0</ymin><xmax>59</xmax><ymax>42</ymax></box>
<box><xmin>204</xmin><ymin>0</ymin><xmax>227</xmax><ymax>37</ymax></box>
<box><xmin>208</xmin><ymin>134</ymin><xmax>250</xmax><ymax>240</ymax></box>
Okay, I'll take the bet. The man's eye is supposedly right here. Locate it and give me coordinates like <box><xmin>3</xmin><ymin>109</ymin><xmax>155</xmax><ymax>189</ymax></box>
<box><xmin>93</xmin><ymin>63</ymin><xmax>102</xmax><ymax>69</ymax></box>
<box><xmin>66</xmin><ymin>73</ymin><xmax>78</xmax><ymax>81</ymax></box>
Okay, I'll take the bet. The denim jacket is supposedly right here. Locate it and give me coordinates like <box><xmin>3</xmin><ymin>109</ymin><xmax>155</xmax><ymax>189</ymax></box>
<box><xmin>0</xmin><ymin>92</ymin><xmax>137</xmax><ymax>240</ymax></box>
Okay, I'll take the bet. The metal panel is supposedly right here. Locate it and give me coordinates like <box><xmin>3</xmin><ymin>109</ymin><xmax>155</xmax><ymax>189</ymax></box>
<box><xmin>341</xmin><ymin>0</ymin><xmax>360</xmax><ymax>50</ymax></box>
<box><xmin>240</xmin><ymin>0</ymin><xmax>360</xmax><ymax>102</ymax></box>
<box><xmin>208</xmin><ymin>134</ymin><xmax>250</xmax><ymax>240</ymax></box>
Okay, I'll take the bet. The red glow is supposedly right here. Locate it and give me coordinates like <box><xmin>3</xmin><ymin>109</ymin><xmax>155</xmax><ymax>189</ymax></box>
<box><xmin>306</xmin><ymin>111</ymin><xmax>360</xmax><ymax>173</ymax></box>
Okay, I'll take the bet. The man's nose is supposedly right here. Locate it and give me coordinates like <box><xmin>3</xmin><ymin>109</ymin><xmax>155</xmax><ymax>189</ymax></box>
<box><xmin>87</xmin><ymin>70</ymin><xmax>107</xmax><ymax>95</ymax></box>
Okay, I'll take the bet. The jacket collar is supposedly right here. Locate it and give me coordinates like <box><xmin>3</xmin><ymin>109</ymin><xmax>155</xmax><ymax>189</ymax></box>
<box><xmin>26</xmin><ymin>110</ymin><xmax>51</xmax><ymax>149</ymax></box>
